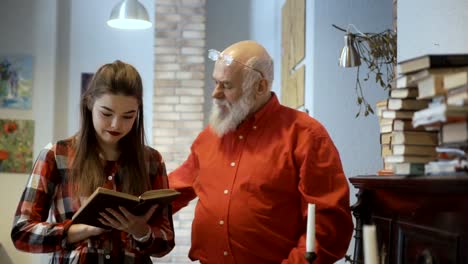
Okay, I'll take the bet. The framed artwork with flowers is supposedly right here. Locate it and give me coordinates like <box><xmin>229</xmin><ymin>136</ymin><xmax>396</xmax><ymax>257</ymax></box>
<box><xmin>0</xmin><ymin>55</ymin><xmax>33</xmax><ymax>109</ymax></box>
<box><xmin>0</xmin><ymin>119</ymin><xmax>34</xmax><ymax>173</ymax></box>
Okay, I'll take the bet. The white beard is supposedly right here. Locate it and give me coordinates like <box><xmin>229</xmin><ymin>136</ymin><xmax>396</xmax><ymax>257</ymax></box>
<box><xmin>209</xmin><ymin>88</ymin><xmax>256</xmax><ymax>137</ymax></box>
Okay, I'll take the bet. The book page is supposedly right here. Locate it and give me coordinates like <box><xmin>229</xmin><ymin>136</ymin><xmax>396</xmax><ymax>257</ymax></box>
<box><xmin>139</xmin><ymin>189</ymin><xmax>180</xmax><ymax>200</ymax></box>
<box><xmin>97</xmin><ymin>187</ymin><xmax>139</xmax><ymax>201</ymax></box>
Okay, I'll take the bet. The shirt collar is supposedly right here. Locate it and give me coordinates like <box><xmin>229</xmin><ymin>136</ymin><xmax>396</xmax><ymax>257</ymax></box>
<box><xmin>252</xmin><ymin>92</ymin><xmax>280</xmax><ymax>122</ymax></box>
<box><xmin>237</xmin><ymin>92</ymin><xmax>280</xmax><ymax>129</ymax></box>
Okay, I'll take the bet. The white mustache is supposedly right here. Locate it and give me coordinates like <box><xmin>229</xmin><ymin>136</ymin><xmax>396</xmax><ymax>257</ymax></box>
<box><xmin>213</xmin><ymin>99</ymin><xmax>228</xmax><ymax>107</ymax></box>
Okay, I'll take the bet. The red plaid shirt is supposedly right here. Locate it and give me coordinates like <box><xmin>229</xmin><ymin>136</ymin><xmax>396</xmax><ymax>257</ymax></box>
<box><xmin>11</xmin><ymin>138</ymin><xmax>174</xmax><ymax>264</ymax></box>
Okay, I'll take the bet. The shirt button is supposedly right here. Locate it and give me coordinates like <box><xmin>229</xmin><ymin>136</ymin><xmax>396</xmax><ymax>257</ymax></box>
<box><xmin>253</xmin><ymin>126</ymin><xmax>257</xmax><ymax>130</ymax></box>
<box><xmin>223</xmin><ymin>251</ymin><xmax>228</xmax><ymax>256</ymax></box>
<box><xmin>105</xmin><ymin>255</ymin><xmax>111</xmax><ymax>259</ymax></box>
<box><xmin>107</xmin><ymin>175</ymin><xmax>113</xmax><ymax>180</ymax></box>
<box><xmin>224</xmin><ymin>189</ymin><xmax>229</xmax><ymax>194</ymax></box>
<box><xmin>239</xmin><ymin>135</ymin><xmax>244</xmax><ymax>139</ymax></box>
<box><xmin>230</xmin><ymin>162</ymin><xmax>236</xmax><ymax>167</ymax></box>
<box><xmin>219</xmin><ymin>220</ymin><xmax>224</xmax><ymax>225</ymax></box>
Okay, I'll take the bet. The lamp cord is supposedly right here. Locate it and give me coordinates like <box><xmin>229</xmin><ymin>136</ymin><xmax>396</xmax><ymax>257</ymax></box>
<box><xmin>332</xmin><ymin>24</ymin><xmax>368</xmax><ymax>38</ymax></box>
<box><xmin>347</xmin><ymin>24</ymin><xmax>366</xmax><ymax>37</ymax></box>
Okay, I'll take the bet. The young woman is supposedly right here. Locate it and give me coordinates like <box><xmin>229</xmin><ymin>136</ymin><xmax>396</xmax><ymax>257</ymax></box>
<box><xmin>11</xmin><ymin>60</ymin><xmax>174</xmax><ymax>263</ymax></box>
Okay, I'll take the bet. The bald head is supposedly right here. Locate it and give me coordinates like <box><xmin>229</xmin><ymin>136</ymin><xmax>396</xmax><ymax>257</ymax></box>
<box><xmin>223</xmin><ymin>40</ymin><xmax>269</xmax><ymax>65</ymax></box>
<box><xmin>221</xmin><ymin>40</ymin><xmax>274</xmax><ymax>86</ymax></box>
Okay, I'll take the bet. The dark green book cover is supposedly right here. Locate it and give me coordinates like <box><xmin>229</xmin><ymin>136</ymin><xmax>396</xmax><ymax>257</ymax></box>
<box><xmin>72</xmin><ymin>187</ymin><xmax>180</xmax><ymax>228</ymax></box>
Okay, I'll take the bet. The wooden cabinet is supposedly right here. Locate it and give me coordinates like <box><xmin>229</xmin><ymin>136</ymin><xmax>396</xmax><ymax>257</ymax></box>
<box><xmin>349</xmin><ymin>175</ymin><xmax>468</xmax><ymax>264</ymax></box>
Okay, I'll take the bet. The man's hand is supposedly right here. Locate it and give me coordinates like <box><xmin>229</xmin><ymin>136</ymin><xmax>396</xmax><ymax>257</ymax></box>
<box><xmin>66</xmin><ymin>224</ymin><xmax>108</xmax><ymax>244</ymax></box>
<box><xmin>98</xmin><ymin>205</ymin><xmax>158</xmax><ymax>238</ymax></box>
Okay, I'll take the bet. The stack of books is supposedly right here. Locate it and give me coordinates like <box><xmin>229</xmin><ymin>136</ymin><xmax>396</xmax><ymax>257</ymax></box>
<box><xmin>376</xmin><ymin>95</ymin><xmax>436</xmax><ymax>176</ymax></box>
<box><xmin>400</xmin><ymin>54</ymin><xmax>468</xmax><ymax>175</ymax></box>
<box><xmin>376</xmin><ymin>99</ymin><xmax>392</xmax><ymax>175</ymax></box>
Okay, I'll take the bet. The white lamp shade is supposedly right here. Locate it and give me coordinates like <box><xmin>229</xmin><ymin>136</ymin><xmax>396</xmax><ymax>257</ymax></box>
<box><xmin>339</xmin><ymin>33</ymin><xmax>361</xmax><ymax>67</ymax></box>
<box><xmin>107</xmin><ymin>0</ymin><xmax>152</xmax><ymax>30</ymax></box>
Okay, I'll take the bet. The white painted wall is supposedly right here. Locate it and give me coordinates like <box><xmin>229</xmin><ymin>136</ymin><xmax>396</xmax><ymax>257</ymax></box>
<box><xmin>398</xmin><ymin>0</ymin><xmax>468</xmax><ymax>61</ymax></box>
<box><xmin>312</xmin><ymin>1</ymin><xmax>393</xmax><ymax>261</ymax></box>
<box><xmin>250</xmin><ymin>0</ymin><xmax>282</xmax><ymax>95</ymax></box>
<box><xmin>312</xmin><ymin>0</ymin><xmax>392</xmax><ymax>176</ymax></box>
<box><xmin>0</xmin><ymin>0</ymin><xmax>57</xmax><ymax>263</ymax></box>
<box><xmin>65</xmin><ymin>0</ymin><xmax>155</xmax><ymax>143</ymax></box>
<box><xmin>205</xmin><ymin>0</ymin><xmax>252</xmax><ymax>125</ymax></box>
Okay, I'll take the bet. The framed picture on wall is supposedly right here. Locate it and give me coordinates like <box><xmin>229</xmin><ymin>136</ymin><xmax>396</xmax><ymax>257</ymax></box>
<box><xmin>0</xmin><ymin>119</ymin><xmax>34</xmax><ymax>173</ymax></box>
<box><xmin>81</xmin><ymin>72</ymin><xmax>94</xmax><ymax>96</ymax></box>
<box><xmin>0</xmin><ymin>55</ymin><xmax>33</xmax><ymax>109</ymax></box>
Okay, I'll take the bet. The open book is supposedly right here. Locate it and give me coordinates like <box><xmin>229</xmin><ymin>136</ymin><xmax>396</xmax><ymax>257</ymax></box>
<box><xmin>72</xmin><ymin>187</ymin><xmax>180</xmax><ymax>228</ymax></box>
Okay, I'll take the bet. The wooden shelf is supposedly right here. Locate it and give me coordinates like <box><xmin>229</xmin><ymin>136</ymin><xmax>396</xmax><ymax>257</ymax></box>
<box><xmin>349</xmin><ymin>175</ymin><xmax>468</xmax><ymax>264</ymax></box>
<box><xmin>350</xmin><ymin>174</ymin><xmax>468</xmax><ymax>193</ymax></box>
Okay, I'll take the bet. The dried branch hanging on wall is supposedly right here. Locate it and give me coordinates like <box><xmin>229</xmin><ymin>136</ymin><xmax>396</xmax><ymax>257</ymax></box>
<box><xmin>334</xmin><ymin>24</ymin><xmax>397</xmax><ymax>117</ymax></box>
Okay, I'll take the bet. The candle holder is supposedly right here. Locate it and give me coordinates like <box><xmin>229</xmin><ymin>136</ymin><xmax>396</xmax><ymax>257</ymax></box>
<box><xmin>305</xmin><ymin>251</ymin><xmax>317</xmax><ymax>263</ymax></box>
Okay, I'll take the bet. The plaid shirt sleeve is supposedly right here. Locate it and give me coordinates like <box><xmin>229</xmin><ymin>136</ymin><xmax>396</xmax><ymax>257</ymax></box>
<box><xmin>11</xmin><ymin>144</ymin><xmax>72</xmax><ymax>253</ymax></box>
<box><xmin>136</xmin><ymin>148</ymin><xmax>175</xmax><ymax>257</ymax></box>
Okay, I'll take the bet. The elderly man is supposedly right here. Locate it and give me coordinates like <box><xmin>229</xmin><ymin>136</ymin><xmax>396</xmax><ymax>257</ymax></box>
<box><xmin>169</xmin><ymin>40</ymin><xmax>353</xmax><ymax>264</ymax></box>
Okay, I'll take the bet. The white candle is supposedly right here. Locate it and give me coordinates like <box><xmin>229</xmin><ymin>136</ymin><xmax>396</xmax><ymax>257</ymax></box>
<box><xmin>306</xmin><ymin>203</ymin><xmax>315</xmax><ymax>252</ymax></box>
<box><xmin>363</xmin><ymin>225</ymin><xmax>379</xmax><ymax>264</ymax></box>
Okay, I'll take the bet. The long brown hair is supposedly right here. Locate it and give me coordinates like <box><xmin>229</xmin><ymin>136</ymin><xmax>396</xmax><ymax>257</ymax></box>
<box><xmin>70</xmin><ymin>60</ymin><xmax>150</xmax><ymax>197</ymax></box>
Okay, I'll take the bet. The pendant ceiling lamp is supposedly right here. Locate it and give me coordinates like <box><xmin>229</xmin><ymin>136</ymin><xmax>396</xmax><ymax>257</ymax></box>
<box><xmin>107</xmin><ymin>0</ymin><xmax>152</xmax><ymax>30</ymax></box>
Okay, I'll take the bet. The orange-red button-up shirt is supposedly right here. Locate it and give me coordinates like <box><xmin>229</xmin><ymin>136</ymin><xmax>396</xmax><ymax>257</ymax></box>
<box><xmin>169</xmin><ymin>93</ymin><xmax>353</xmax><ymax>264</ymax></box>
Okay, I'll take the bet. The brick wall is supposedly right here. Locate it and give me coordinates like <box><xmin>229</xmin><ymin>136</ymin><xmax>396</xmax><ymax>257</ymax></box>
<box><xmin>152</xmin><ymin>0</ymin><xmax>206</xmax><ymax>263</ymax></box>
